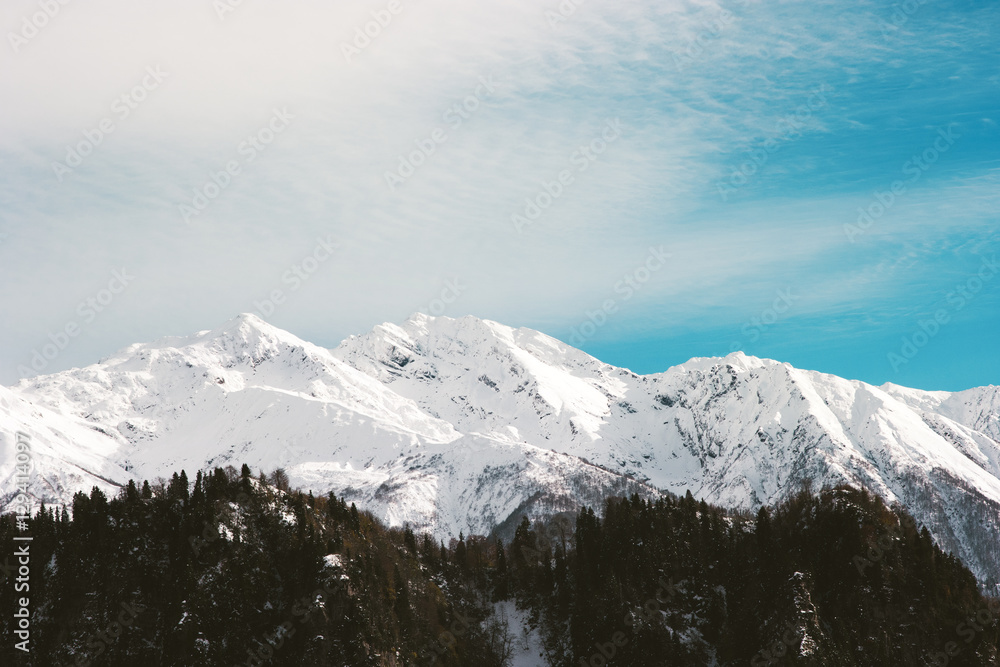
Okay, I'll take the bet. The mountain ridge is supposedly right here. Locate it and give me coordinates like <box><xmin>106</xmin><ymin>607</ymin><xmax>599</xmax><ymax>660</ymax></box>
<box><xmin>2</xmin><ymin>312</ymin><xmax>999</xmax><ymax>589</ymax></box>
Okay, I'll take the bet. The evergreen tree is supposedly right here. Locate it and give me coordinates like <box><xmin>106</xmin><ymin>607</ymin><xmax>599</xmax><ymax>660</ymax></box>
<box><xmin>2</xmin><ymin>477</ymin><xmax>996</xmax><ymax>666</ymax></box>
<box><xmin>455</xmin><ymin>532</ymin><xmax>468</xmax><ymax>571</ymax></box>
<box><xmin>494</xmin><ymin>539</ymin><xmax>509</xmax><ymax>601</ymax></box>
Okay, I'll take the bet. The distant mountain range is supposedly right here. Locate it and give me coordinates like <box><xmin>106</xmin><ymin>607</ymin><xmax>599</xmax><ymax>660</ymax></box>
<box><xmin>2</xmin><ymin>313</ymin><xmax>999</xmax><ymax>588</ymax></box>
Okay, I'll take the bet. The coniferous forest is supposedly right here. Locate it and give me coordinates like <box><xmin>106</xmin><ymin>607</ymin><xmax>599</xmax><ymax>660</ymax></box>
<box><xmin>1</xmin><ymin>466</ymin><xmax>998</xmax><ymax>666</ymax></box>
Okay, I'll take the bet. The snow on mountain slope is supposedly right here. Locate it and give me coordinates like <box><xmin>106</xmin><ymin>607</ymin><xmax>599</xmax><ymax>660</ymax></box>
<box><xmin>333</xmin><ymin>314</ymin><xmax>1000</xmax><ymax>586</ymax></box>
<box><xmin>885</xmin><ymin>382</ymin><xmax>1000</xmax><ymax>457</ymax></box>
<box><xmin>332</xmin><ymin>313</ymin><xmax>671</xmax><ymax>467</ymax></box>
<box><xmin>2</xmin><ymin>313</ymin><xmax>999</xmax><ymax>588</ymax></box>
<box><xmin>0</xmin><ymin>385</ymin><xmax>126</xmax><ymax>503</ymax></box>
<box><xmin>0</xmin><ymin>314</ymin><xmax>657</xmax><ymax>542</ymax></box>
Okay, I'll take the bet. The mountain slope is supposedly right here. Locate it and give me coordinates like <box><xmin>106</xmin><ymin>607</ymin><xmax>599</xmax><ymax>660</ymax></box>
<box><xmin>2</xmin><ymin>313</ymin><xmax>999</xmax><ymax>588</ymax></box>
<box><xmin>1</xmin><ymin>314</ymin><xmax>658</xmax><ymax>540</ymax></box>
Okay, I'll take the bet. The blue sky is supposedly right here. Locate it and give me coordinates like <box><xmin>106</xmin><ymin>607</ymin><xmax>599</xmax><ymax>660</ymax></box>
<box><xmin>0</xmin><ymin>0</ymin><xmax>997</xmax><ymax>391</ymax></box>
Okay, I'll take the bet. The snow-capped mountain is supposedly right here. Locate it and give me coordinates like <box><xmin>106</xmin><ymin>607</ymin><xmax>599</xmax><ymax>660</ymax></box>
<box><xmin>2</xmin><ymin>313</ymin><xmax>999</xmax><ymax>588</ymax></box>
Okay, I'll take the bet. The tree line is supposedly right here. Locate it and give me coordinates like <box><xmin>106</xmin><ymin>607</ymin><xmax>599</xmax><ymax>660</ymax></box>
<box><xmin>1</xmin><ymin>466</ymin><xmax>998</xmax><ymax>666</ymax></box>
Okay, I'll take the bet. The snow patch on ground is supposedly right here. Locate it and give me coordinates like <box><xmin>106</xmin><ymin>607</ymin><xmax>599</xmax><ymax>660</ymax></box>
<box><xmin>494</xmin><ymin>600</ymin><xmax>547</xmax><ymax>667</ymax></box>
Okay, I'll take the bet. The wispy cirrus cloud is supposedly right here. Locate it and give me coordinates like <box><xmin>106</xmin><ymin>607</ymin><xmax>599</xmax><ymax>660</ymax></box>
<box><xmin>0</xmin><ymin>0</ymin><xmax>996</xmax><ymax>389</ymax></box>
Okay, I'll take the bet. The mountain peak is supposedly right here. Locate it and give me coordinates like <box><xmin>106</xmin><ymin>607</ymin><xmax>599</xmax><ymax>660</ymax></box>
<box><xmin>212</xmin><ymin>312</ymin><xmax>284</xmax><ymax>337</ymax></box>
<box><xmin>6</xmin><ymin>313</ymin><xmax>1000</xmax><ymax>587</ymax></box>
<box><xmin>232</xmin><ymin>311</ymin><xmax>270</xmax><ymax>327</ymax></box>
<box><xmin>403</xmin><ymin>311</ymin><xmax>434</xmax><ymax>326</ymax></box>
<box><xmin>197</xmin><ymin>313</ymin><xmax>309</xmax><ymax>354</ymax></box>
<box><xmin>401</xmin><ymin>312</ymin><xmax>513</xmax><ymax>337</ymax></box>
<box><xmin>665</xmin><ymin>349</ymin><xmax>774</xmax><ymax>375</ymax></box>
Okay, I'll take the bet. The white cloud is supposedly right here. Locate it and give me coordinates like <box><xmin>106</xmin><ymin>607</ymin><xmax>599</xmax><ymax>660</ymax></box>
<box><xmin>0</xmin><ymin>0</ymin><xmax>995</xmax><ymax>383</ymax></box>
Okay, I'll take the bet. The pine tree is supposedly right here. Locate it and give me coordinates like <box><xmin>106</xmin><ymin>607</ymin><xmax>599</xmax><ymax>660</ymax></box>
<box><xmin>394</xmin><ymin>563</ymin><xmax>412</xmax><ymax>634</ymax></box>
<box><xmin>494</xmin><ymin>539</ymin><xmax>509</xmax><ymax>601</ymax></box>
<box><xmin>192</xmin><ymin>470</ymin><xmax>205</xmax><ymax>507</ymax></box>
<box><xmin>455</xmin><ymin>532</ymin><xmax>468</xmax><ymax>571</ymax></box>
<box><xmin>6</xmin><ymin>476</ymin><xmax>996</xmax><ymax>665</ymax></box>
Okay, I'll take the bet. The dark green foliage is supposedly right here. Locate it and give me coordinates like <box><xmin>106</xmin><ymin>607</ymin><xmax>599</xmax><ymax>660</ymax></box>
<box><xmin>403</xmin><ymin>526</ymin><xmax>418</xmax><ymax>555</ymax></box>
<box><xmin>508</xmin><ymin>486</ymin><xmax>1000</xmax><ymax>667</ymax></box>
<box><xmin>1</xmin><ymin>480</ymin><xmax>997</xmax><ymax>666</ymax></box>
<box><xmin>0</xmin><ymin>469</ymin><xmax>510</xmax><ymax>666</ymax></box>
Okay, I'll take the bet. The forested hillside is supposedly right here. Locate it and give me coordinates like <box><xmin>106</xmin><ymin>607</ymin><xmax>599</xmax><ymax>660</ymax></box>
<box><xmin>1</xmin><ymin>467</ymin><xmax>997</xmax><ymax>666</ymax></box>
